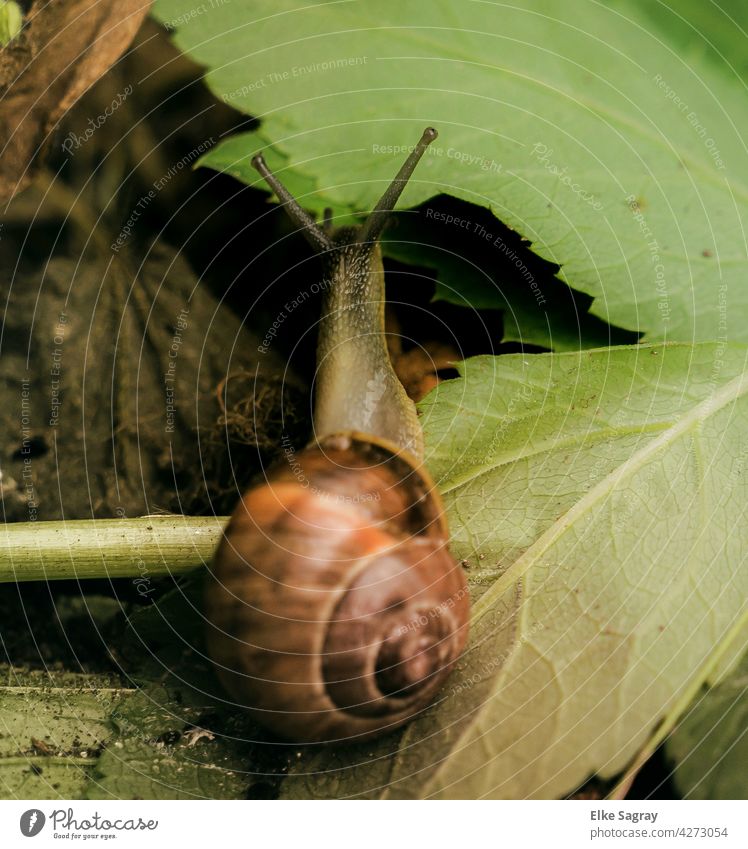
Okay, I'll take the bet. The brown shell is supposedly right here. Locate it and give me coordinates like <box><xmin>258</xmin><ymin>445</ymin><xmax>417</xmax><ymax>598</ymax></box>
<box><xmin>205</xmin><ymin>433</ymin><xmax>469</xmax><ymax>744</ymax></box>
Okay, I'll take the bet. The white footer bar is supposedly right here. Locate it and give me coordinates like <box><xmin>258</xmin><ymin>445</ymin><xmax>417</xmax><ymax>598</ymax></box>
<box><xmin>1</xmin><ymin>799</ymin><xmax>745</xmax><ymax>848</ymax></box>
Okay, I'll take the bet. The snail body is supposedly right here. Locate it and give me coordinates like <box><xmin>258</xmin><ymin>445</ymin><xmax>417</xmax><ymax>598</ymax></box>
<box><xmin>206</xmin><ymin>129</ymin><xmax>470</xmax><ymax>743</ymax></box>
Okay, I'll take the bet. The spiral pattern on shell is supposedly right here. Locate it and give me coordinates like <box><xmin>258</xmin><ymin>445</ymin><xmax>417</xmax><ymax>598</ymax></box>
<box><xmin>205</xmin><ymin>434</ymin><xmax>470</xmax><ymax>744</ymax></box>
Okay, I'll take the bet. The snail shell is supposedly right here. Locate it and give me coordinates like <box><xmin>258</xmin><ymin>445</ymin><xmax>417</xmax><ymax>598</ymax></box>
<box><xmin>205</xmin><ymin>433</ymin><xmax>469</xmax><ymax>744</ymax></box>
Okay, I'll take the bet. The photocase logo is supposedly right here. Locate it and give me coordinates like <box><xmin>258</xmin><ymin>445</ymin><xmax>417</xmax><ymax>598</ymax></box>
<box><xmin>20</xmin><ymin>809</ymin><xmax>45</xmax><ymax>837</ymax></box>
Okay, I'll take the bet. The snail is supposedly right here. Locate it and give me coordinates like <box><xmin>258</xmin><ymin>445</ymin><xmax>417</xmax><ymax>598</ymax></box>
<box><xmin>205</xmin><ymin>128</ymin><xmax>470</xmax><ymax>744</ymax></box>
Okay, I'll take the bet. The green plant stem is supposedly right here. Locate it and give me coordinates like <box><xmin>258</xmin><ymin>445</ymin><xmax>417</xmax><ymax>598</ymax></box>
<box><xmin>0</xmin><ymin>516</ymin><xmax>228</xmax><ymax>583</ymax></box>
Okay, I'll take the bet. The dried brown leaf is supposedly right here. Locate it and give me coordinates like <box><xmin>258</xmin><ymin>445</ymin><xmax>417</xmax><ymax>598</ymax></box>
<box><xmin>393</xmin><ymin>342</ymin><xmax>460</xmax><ymax>402</ymax></box>
<box><xmin>0</xmin><ymin>0</ymin><xmax>151</xmax><ymax>202</ymax></box>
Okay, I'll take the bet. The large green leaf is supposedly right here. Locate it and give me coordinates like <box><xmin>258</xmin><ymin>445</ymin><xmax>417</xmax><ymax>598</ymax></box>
<box><xmin>154</xmin><ymin>0</ymin><xmax>748</xmax><ymax>343</ymax></box>
<box><xmin>280</xmin><ymin>343</ymin><xmax>748</xmax><ymax>798</ymax></box>
<box><xmin>0</xmin><ymin>666</ymin><xmax>126</xmax><ymax>799</ymax></box>
<box><xmin>382</xmin><ymin>200</ymin><xmax>640</xmax><ymax>351</ymax></box>
<box><xmin>0</xmin><ymin>585</ymin><xmax>268</xmax><ymax>801</ymax></box>
<box><xmin>86</xmin><ymin>577</ymin><xmax>284</xmax><ymax>799</ymax></box>
<box><xmin>667</xmin><ymin>646</ymin><xmax>748</xmax><ymax>799</ymax></box>
<box><xmin>86</xmin><ymin>685</ymin><xmax>257</xmax><ymax>800</ymax></box>
<box><xmin>635</xmin><ymin>1</ymin><xmax>748</xmax><ymax>85</ymax></box>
